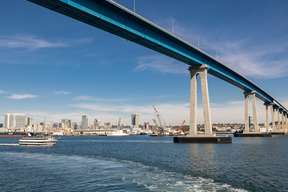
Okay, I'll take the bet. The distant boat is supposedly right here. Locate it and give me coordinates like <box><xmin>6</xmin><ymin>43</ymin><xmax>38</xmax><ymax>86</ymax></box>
<box><xmin>106</xmin><ymin>130</ymin><xmax>129</xmax><ymax>136</ymax></box>
<box><xmin>52</xmin><ymin>131</ymin><xmax>64</xmax><ymax>136</ymax></box>
<box><xmin>19</xmin><ymin>135</ymin><xmax>57</xmax><ymax>146</ymax></box>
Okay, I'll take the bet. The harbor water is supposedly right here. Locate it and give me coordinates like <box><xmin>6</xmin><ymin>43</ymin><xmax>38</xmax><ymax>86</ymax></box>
<box><xmin>0</xmin><ymin>136</ymin><xmax>288</xmax><ymax>192</ymax></box>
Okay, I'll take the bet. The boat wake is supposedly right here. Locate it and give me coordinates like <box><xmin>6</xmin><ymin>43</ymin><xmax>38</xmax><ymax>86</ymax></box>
<box><xmin>0</xmin><ymin>143</ymin><xmax>19</xmax><ymax>146</ymax></box>
<box><xmin>0</xmin><ymin>152</ymin><xmax>248</xmax><ymax>192</ymax></box>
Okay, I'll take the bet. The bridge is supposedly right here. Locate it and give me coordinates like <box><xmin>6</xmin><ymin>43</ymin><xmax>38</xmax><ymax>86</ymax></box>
<box><xmin>27</xmin><ymin>0</ymin><xmax>288</xmax><ymax>140</ymax></box>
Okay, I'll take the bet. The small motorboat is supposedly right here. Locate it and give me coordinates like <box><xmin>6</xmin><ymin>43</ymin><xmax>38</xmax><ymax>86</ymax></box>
<box><xmin>19</xmin><ymin>135</ymin><xmax>57</xmax><ymax>146</ymax></box>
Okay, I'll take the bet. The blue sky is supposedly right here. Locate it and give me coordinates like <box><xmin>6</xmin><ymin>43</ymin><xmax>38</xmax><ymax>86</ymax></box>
<box><xmin>0</xmin><ymin>0</ymin><xmax>288</xmax><ymax>125</ymax></box>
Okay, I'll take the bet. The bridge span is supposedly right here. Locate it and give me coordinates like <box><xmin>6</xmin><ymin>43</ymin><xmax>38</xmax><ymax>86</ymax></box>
<box><xmin>27</xmin><ymin>0</ymin><xmax>288</xmax><ymax>137</ymax></box>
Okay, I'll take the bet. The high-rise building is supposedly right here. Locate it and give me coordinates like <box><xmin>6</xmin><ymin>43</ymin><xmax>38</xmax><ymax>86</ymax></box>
<box><xmin>93</xmin><ymin>118</ymin><xmax>99</xmax><ymax>129</ymax></box>
<box><xmin>26</xmin><ymin>117</ymin><xmax>32</xmax><ymax>127</ymax></box>
<box><xmin>61</xmin><ymin>119</ymin><xmax>72</xmax><ymax>129</ymax></box>
<box><xmin>131</xmin><ymin>113</ymin><xmax>140</xmax><ymax>128</ymax></box>
<box><xmin>144</xmin><ymin>122</ymin><xmax>150</xmax><ymax>130</ymax></box>
<box><xmin>4</xmin><ymin>113</ymin><xmax>27</xmax><ymax>129</ymax></box>
<box><xmin>52</xmin><ymin>122</ymin><xmax>59</xmax><ymax>129</ymax></box>
<box><xmin>81</xmin><ymin>115</ymin><xmax>88</xmax><ymax>129</ymax></box>
<box><xmin>72</xmin><ymin>122</ymin><xmax>78</xmax><ymax>130</ymax></box>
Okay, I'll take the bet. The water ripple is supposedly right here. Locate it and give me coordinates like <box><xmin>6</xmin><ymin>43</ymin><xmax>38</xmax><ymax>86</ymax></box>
<box><xmin>0</xmin><ymin>152</ymin><xmax>247</xmax><ymax>192</ymax></box>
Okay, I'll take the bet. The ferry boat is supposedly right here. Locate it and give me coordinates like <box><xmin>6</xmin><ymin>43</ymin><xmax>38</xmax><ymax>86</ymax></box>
<box><xmin>106</xmin><ymin>130</ymin><xmax>129</xmax><ymax>136</ymax></box>
<box><xmin>19</xmin><ymin>135</ymin><xmax>57</xmax><ymax>146</ymax></box>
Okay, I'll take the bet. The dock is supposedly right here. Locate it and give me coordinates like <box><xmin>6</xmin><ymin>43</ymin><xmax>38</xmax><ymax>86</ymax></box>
<box><xmin>233</xmin><ymin>132</ymin><xmax>272</xmax><ymax>137</ymax></box>
<box><xmin>173</xmin><ymin>136</ymin><xmax>232</xmax><ymax>144</ymax></box>
<box><xmin>271</xmin><ymin>132</ymin><xmax>285</xmax><ymax>135</ymax></box>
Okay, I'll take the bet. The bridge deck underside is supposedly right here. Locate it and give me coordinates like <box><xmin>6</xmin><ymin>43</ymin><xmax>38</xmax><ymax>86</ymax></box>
<box><xmin>28</xmin><ymin>0</ymin><xmax>287</xmax><ymax>113</ymax></box>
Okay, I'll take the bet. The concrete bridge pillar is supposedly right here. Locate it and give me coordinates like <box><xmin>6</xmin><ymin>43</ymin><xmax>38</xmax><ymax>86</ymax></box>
<box><xmin>243</xmin><ymin>91</ymin><xmax>259</xmax><ymax>133</ymax></box>
<box><xmin>285</xmin><ymin>114</ymin><xmax>288</xmax><ymax>133</ymax></box>
<box><xmin>281</xmin><ymin>111</ymin><xmax>284</xmax><ymax>131</ymax></box>
<box><xmin>278</xmin><ymin>110</ymin><xmax>281</xmax><ymax>130</ymax></box>
<box><xmin>244</xmin><ymin>93</ymin><xmax>250</xmax><ymax>133</ymax></box>
<box><xmin>251</xmin><ymin>92</ymin><xmax>259</xmax><ymax>132</ymax></box>
<box><xmin>199</xmin><ymin>67</ymin><xmax>212</xmax><ymax>135</ymax></box>
<box><xmin>277</xmin><ymin>109</ymin><xmax>280</xmax><ymax>130</ymax></box>
<box><xmin>188</xmin><ymin>65</ymin><xmax>212</xmax><ymax>136</ymax></box>
<box><xmin>271</xmin><ymin>107</ymin><xmax>276</xmax><ymax>132</ymax></box>
<box><xmin>274</xmin><ymin>108</ymin><xmax>278</xmax><ymax>130</ymax></box>
<box><xmin>284</xmin><ymin>113</ymin><xmax>286</xmax><ymax>131</ymax></box>
<box><xmin>189</xmin><ymin>67</ymin><xmax>198</xmax><ymax>136</ymax></box>
<box><xmin>264</xmin><ymin>104</ymin><xmax>270</xmax><ymax>132</ymax></box>
<box><xmin>284</xmin><ymin>113</ymin><xmax>287</xmax><ymax>133</ymax></box>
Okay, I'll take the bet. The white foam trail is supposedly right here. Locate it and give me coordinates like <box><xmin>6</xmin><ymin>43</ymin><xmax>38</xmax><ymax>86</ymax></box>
<box><xmin>0</xmin><ymin>152</ymin><xmax>248</xmax><ymax>192</ymax></box>
<box><xmin>0</xmin><ymin>143</ymin><xmax>19</xmax><ymax>146</ymax></box>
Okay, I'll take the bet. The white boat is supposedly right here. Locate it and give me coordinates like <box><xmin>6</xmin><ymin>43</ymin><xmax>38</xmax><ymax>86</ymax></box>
<box><xmin>19</xmin><ymin>136</ymin><xmax>57</xmax><ymax>146</ymax></box>
<box><xmin>106</xmin><ymin>130</ymin><xmax>129</xmax><ymax>136</ymax></box>
<box><xmin>52</xmin><ymin>131</ymin><xmax>64</xmax><ymax>136</ymax></box>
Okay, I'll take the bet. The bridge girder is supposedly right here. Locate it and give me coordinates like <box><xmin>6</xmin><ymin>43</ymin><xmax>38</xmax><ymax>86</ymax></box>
<box><xmin>27</xmin><ymin>0</ymin><xmax>287</xmax><ymax>113</ymax></box>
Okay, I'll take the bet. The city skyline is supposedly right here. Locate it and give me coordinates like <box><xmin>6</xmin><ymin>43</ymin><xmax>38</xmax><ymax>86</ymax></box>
<box><xmin>0</xmin><ymin>0</ymin><xmax>288</xmax><ymax>125</ymax></box>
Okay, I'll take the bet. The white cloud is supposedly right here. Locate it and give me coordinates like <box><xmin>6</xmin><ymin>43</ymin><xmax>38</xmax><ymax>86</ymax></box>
<box><xmin>70</xmin><ymin>95</ymin><xmax>280</xmax><ymax>125</ymax></box>
<box><xmin>0</xmin><ymin>35</ymin><xmax>67</xmax><ymax>49</ymax></box>
<box><xmin>54</xmin><ymin>90</ymin><xmax>71</xmax><ymax>95</ymax></box>
<box><xmin>25</xmin><ymin>111</ymin><xmax>83</xmax><ymax>123</ymax></box>
<box><xmin>73</xmin><ymin>95</ymin><xmax>129</xmax><ymax>102</ymax></box>
<box><xmin>73</xmin><ymin>96</ymin><xmax>97</xmax><ymax>101</ymax></box>
<box><xmin>0</xmin><ymin>90</ymin><xmax>7</xmax><ymax>94</ymax></box>
<box><xmin>21</xmin><ymin>111</ymin><xmax>127</xmax><ymax>125</ymax></box>
<box><xmin>148</xmin><ymin>19</ymin><xmax>288</xmax><ymax>79</ymax></box>
<box><xmin>8</xmin><ymin>94</ymin><xmax>38</xmax><ymax>100</ymax></box>
<box><xmin>135</xmin><ymin>55</ymin><xmax>187</xmax><ymax>74</ymax></box>
<box><xmin>0</xmin><ymin>99</ymin><xmax>271</xmax><ymax>125</ymax></box>
<box><xmin>209</xmin><ymin>41</ymin><xmax>288</xmax><ymax>79</ymax></box>
<box><xmin>69</xmin><ymin>99</ymin><xmax>269</xmax><ymax>125</ymax></box>
<box><xmin>70</xmin><ymin>103</ymin><xmax>153</xmax><ymax>114</ymax></box>
<box><xmin>70</xmin><ymin>102</ymin><xmax>186</xmax><ymax>125</ymax></box>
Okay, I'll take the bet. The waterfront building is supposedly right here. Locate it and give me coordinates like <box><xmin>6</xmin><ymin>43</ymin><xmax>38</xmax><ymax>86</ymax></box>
<box><xmin>144</xmin><ymin>122</ymin><xmax>150</xmax><ymax>130</ymax></box>
<box><xmin>52</xmin><ymin>122</ymin><xmax>59</xmax><ymax>129</ymax></box>
<box><xmin>81</xmin><ymin>115</ymin><xmax>88</xmax><ymax>129</ymax></box>
<box><xmin>61</xmin><ymin>119</ymin><xmax>72</xmax><ymax>129</ymax></box>
<box><xmin>26</xmin><ymin>117</ymin><xmax>32</xmax><ymax>127</ymax></box>
<box><xmin>104</xmin><ymin>122</ymin><xmax>111</xmax><ymax>129</ymax></box>
<box><xmin>93</xmin><ymin>118</ymin><xmax>99</xmax><ymax>129</ymax></box>
<box><xmin>4</xmin><ymin>113</ymin><xmax>27</xmax><ymax>129</ymax></box>
<box><xmin>72</xmin><ymin>122</ymin><xmax>78</xmax><ymax>130</ymax></box>
<box><xmin>131</xmin><ymin>113</ymin><xmax>141</xmax><ymax>128</ymax></box>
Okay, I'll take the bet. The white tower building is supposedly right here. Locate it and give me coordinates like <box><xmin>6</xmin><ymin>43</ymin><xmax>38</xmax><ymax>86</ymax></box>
<box><xmin>4</xmin><ymin>113</ymin><xmax>27</xmax><ymax>129</ymax></box>
<box><xmin>81</xmin><ymin>115</ymin><xmax>88</xmax><ymax>129</ymax></box>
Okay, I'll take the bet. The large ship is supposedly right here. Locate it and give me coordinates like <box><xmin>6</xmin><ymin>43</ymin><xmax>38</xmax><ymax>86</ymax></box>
<box><xmin>18</xmin><ymin>135</ymin><xmax>57</xmax><ymax>146</ymax></box>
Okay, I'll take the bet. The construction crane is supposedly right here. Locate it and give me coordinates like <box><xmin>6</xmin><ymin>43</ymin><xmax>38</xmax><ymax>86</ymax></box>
<box><xmin>152</xmin><ymin>105</ymin><xmax>168</xmax><ymax>135</ymax></box>
<box><xmin>181</xmin><ymin>120</ymin><xmax>186</xmax><ymax>126</ymax></box>
<box><xmin>153</xmin><ymin>105</ymin><xmax>163</xmax><ymax>128</ymax></box>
